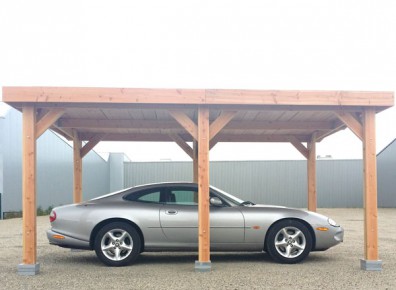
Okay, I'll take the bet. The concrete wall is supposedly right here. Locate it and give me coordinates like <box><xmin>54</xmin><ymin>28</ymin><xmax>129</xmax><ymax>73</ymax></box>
<box><xmin>0</xmin><ymin>109</ymin><xmax>110</xmax><ymax>213</ymax></box>
<box><xmin>124</xmin><ymin>159</ymin><xmax>364</xmax><ymax>208</ymax></box>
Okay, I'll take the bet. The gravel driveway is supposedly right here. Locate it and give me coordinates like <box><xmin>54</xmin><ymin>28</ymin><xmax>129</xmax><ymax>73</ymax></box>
<box><xmin>1</xmin><ymin>208</ymin><xmax>395</xmax><ymax>289</ymax></box>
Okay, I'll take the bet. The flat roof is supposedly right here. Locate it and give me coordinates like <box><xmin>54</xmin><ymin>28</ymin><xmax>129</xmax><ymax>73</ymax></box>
<box><xmin>3</xmin><ymin>87</ymin><xmax>394</xmax><ymax>143</ymax></box>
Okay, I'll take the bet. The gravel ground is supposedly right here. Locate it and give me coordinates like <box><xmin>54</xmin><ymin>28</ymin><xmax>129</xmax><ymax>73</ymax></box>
<box><xmin>1</xmin><ymin>208</ymin><xmax>395</xmax><ymax>290</ymax></box>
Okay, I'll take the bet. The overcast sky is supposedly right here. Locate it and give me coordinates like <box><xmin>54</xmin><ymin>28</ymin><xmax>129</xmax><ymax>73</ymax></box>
<box><xmin>1</xmin><ymin>1</ymin><xmax>395</xmax><ymax>161</ymax></box>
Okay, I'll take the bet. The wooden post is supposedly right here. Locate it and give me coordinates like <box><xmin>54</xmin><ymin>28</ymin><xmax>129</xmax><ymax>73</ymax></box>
<box><xmin>361</xmin><ymin>108</ymin><xmax>381</xmax><ymax>270</ymax></box>
<box><xmin>73</xmin><ymin>131</ymin><xmax>83</xmax><ymax>203</ymax></box>
<box><xmin>307</xmin><ymin>134</ymin><xmax>317</xmax><ymax>212</ymax></box>
<box><xmin>195</xmin><ymin>107</ymin><xmax>211</xmax><ymax>272</ymax></box>
<box><xmin>193</xmin><ymin>140</ymin><xmax>198</xmax><ymax>183</ymax></box>
<box><xmin>18</xmin><ymin>106</ymin><xmax>40</xmax><ymax>275</ymax></box>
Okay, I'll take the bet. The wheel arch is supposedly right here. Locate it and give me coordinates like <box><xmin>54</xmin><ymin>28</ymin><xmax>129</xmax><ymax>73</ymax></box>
<box><xmin>90</xmin><ymin>218</ymin><xmax>145</xmax><ymax>253</ymax></box>
<box><xmin>264</xmin><ymin>218</ymin><xmax>316</xmax><ymax>251</ymax></box>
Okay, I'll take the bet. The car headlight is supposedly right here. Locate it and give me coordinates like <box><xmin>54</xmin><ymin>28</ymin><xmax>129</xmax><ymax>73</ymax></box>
<box><xmin>328</xmin><ymin>218</ymin><xmax>339</xmax><ymax>227</ymax></box>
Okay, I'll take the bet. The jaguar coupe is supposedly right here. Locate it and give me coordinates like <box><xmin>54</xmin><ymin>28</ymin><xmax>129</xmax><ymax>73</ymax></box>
<box><xmin>47</xmin><ymin>182</ymin><xmax>343</xmax><ymax>266</ymax></box>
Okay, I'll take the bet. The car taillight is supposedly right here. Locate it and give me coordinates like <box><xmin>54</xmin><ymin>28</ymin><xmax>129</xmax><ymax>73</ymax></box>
<box><xmin>49</xmin><ymin>211</ymin><xmax>57</xmax><ymax>222</ymax></box>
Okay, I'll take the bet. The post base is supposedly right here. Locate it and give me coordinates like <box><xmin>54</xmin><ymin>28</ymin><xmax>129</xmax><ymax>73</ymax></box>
<box><xmin>195</xmin><ymin>261</ymin><xmax>212</xmax><ymax>272</ymax></box>
<box><xmin>360</xmin><ymin>259</ymin><xmax>382</xmax><ymax>271</ymax></box>
<box><xmin>17</xmin><ymin>263</ymin><xmax>40</xmax><ymax>275</ymax></box>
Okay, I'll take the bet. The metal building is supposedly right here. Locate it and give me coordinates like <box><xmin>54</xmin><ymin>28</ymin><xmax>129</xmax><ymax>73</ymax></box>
<box><xmin>378</xmin><ymin>139</ymin><xmax>396</xmax><ymax>207</ymax></box>
<box><xmin>1</xmin><ymin>106</ymin><xmax>395</xmax><ymax>218</ymax></box>
<box><xmin>124</xmin><ymin>159</ymin><xmax>363</xmax><ymax>208</ymax></box>
<box><xmin>0</xmin><ymin>108</ymin><xmax>110</xmax><ymax>217</ymax></box>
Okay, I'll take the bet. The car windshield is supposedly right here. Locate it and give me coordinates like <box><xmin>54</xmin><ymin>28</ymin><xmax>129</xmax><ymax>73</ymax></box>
<box><xmin>210</xmin><ymin>185</ymin><xmax>245</xmax><ymax>206</ymax></box>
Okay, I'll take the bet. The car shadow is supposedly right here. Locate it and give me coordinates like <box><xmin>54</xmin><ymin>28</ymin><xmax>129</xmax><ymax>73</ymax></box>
<box><xmin>40</xmin><ymin>250</ymin><xmax>333</xmax><ymax>267</ymax></box>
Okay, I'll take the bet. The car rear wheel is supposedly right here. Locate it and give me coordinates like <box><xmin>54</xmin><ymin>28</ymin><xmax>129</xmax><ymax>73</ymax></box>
<box><xmin>94</xmin><ymin>222</ymin><xmax>141</xmax><ymax>266</ymax></box>
<box><xmin>266</xmin><ymin>220</ymin><xmax>312</xmax><ymax>264</ymax></box>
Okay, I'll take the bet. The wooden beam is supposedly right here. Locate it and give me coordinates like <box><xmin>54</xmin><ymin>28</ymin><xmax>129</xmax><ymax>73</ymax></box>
<box><xmin>2</xmin><ymin>87</ymin><xmax>206</xmax><ymax>104</ymax></box>
<box><xmin>35</xmin><ymin>108</ymin><xmax>65</xmax><ymax>139</ymax></box>
<box><xmin>336</xmin><ymin>112</ymin><xmax>363</xmax><ymax>141</ymax></box>
<box><xmin>197</xmin><ymin>107</ymin><xmax>211</xmax><ymax>266</ymax></box>
<box><xmin>362</xmin><ymin>108</ymin><xmax>379</xmax><ymax>261</ymax></box>
<box><xmin>58</xmin><ymin>119</ymin><xmax>182</xmax><ymax>130</ymax></box>
<box><xmin>209</xmin><ymin>111</ymin><xmax>237</xmax><ymax>140</ymax></box>
<box><xmin>51</xmin><ymin>125</ymin><xmax>74</xmax><ymax>140</ymax></box>
<box><xmin>225</xmin><ymin>120</ymin><xmax>333</xmax><ymax>131</ymax></box>
<box><xmin>193</xmin><ymin>140</ymin><xmax>198</xmax><ymax>203</ymax></box>
<box><xmin>289</xmin><ymin>136</ymin><xmax>309</xmax><ymax>159</ymax></box>
<box><xmin>193</xmin><ymin>140</ymin><xmax>198</xmax><ymax>183</ymax></box>
<box><xmin>168</xmin><ymin>133</ymin><xmax>193</xmax><ymax>159</ymax></box>
<box><xmin>205</xmin><ymin>89</ymin><xmax>394</xmax><ymax>107</ymax></box>
<box><xmin>210</xmin><ymin>133</ymin><xmax>311</xmax><ymax>143</ymax></box>
<box><xmin>58</xmin><ymin>118</ymin><xmax>335</xmax><ymax>131</ymax></box>
<box><xmin>168</xmin><ymin>110</ymin><xmax>198</xmax><ymax>141</ymax></box>
<box><xmin>77</xmin><ymin>132</ymin><xmax>312</xmax><ymax>143</ymax></box>
<box><xmin>22</xmin><ymin>106</ymin><xmax>37</xmax><ymax>265</ymax></box>
<box><xmin>80</xmin><ymin>133</ymin><xmax>106</xmax><ymax>158</ymax></box>
<box><xmin>3</xmin><ymin>87</ymin><xmax>393</xmax><ymax>107</ymax></box>
<box><xmin>73</xmin><ymin>130</ymin><xmax>83</xmax><ymax>203</ymax></box>
<box><xmin>307</xmin><ymin>133</ymin><xmax>317</xmax><ymax>212</ymax></box>
<box><xmin>315</xmin><ymin>120</ymin><xmax>345</xmax><ymax>142</ymax></box>
<box><xmin>209</xmin><ymin>138</ymin><xmax>219</xmax><ymax>151</ymax></box>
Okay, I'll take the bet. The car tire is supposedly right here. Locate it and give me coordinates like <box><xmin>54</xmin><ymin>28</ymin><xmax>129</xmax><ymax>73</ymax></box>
<box><xmin>266</xmin><ymin>219</ymin><xmax>312</xmax><ymax>264</ymax></box>
<box><xmin>94</xmin><ymin>222</ymin><xmax>141</xmax><ymax>267</ymax></box>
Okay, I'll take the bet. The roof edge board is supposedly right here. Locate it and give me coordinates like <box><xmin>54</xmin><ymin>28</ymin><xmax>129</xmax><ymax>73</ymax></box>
<box><xmin>3</xmin><ymin>87</ymin><xmax>394</xmax><ymax>108</ymax></box>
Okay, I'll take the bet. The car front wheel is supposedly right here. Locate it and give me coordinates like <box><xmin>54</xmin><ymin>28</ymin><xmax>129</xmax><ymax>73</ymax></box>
<box><xmin>94</xmin><ymin>222</ymin><xmax>141</xmax><ymax>266</ymax></box>
<box><xmin>266</xmin><ymin>220</ymin><xmax>312</xmax><ymax>264</ymax></box>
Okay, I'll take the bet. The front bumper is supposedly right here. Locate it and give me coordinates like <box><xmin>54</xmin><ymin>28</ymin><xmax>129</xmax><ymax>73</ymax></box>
<box><xmin>46</xmin><ymin>229</ymin><xmax>91</xmax><ymax>250</ymax></box>
<box><xmin>314</xmin><ymin>226</ymin><xmax>344</xmax><ymax>251</ymax></box>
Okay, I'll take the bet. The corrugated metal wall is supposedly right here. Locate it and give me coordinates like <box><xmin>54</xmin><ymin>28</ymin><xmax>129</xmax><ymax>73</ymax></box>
<box><xmin>1</xmin><ymin>109</ymin><xmax>110</xmax><ymax>213</ymax></box>
<box><xmin>124</xmin><ymin>159</ymin><xmax>364</xmax><ymax>208</ymax></box>
<box><xmin>1</xmin><ymin>108</ymin><xmax>393</xmax><ymax>211</ymax></box>
<box><xmin>377</xmin><ymin>140</ymin><xmax>396</xmax><ymax>207</ymax></box>
<box><xmin>0</xmin><ymin>117</ymin><xmax>4</xmax><ymax>217</ymax></box>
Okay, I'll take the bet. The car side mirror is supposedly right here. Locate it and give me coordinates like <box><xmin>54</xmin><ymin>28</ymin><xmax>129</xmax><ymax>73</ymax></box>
<box><xmin>210</xmin><ymin>197</ymin><xmax>223</xmax><ymax>206</ymax></box>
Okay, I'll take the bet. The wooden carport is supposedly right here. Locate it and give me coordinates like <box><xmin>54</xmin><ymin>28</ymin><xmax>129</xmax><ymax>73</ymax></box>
<box><xmin>2</xmin><ymin>87</ymin><xmax>393</xmax><ymax>275</ymax></box>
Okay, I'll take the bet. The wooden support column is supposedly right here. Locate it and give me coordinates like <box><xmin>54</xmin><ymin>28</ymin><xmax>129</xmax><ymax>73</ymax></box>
<box><xmin>361</xmin><ymin>108</ymin><xmax>381</xmax><ymax>270</ymax></box>
<box><xmin>73</xmin><ymin>131</ymin><xmax>83</xmax><ymax>203</ymax></box>
<box><xmin>195</xmin><ymin>107</ymin><xmax>211</xmax><ymax>272</ymax></box>
<box><xmin>18</xmin><ymin>106</ymin><xmax>40</xmax><ymax>275</ymax></box>
<box><xmin>193</xmin><ymin>140</ymin><xmax>198</xmax><ymax>183</ymax></box>
<box><xmin>307</xmin><ymin>134</ymin><xmax>317</xmax><ymax>212</ymax></box>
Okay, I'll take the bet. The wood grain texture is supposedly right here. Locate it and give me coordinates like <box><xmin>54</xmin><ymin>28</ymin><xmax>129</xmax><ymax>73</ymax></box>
<box><xmin>73</xmin><ymin>130</ymin><xmax>83</xmax><ymax>203</ymax></box>
<box><xmin>35</xmin><ymin>108</ymin><xmax>65</xmax><ymax>139</ymax></box>
<box><xmin>198</xmin><ymin>107</ymin><xmax>210</xmax><ymax>263</ymax></box>
<box><xmin>3</xmin><ymin>87</ymin><xmax>393</xmax><ymax>107</ymax></box>
<box><xmin>336</xmin><ymin>112</ymin><xmax>363</xmax><ymax>141</ymax></box>
<box><xmin>362</xmin><ymin>109</ymin><xmax>379</xmax><ymax>260</ymax></box>
<box><xmin>22</xmin><ymin>106</ymin><xmax>37</xmax><ymax>265</ymax></box>
<box><xmin>307</xmin><ymin>134</ymin><xmax>317</xmax><ymax>212</ymax></box>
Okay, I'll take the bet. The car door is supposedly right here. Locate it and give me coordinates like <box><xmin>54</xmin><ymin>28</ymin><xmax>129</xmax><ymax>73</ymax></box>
<box><xmin>159</xmin><ymin>186</ymin><xmax>245</xmax><ymax>246</ymax></box>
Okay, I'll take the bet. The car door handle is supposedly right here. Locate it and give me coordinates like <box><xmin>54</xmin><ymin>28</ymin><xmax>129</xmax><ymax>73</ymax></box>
<box><xmin>165</xmin><ymin>210</ymin><xmax>178</xmax><ymax>215</ymax></box>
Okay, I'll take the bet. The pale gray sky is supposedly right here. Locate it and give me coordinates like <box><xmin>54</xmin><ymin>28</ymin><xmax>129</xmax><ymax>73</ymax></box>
<box><xmin>1</xmin><ymin>0</ymin><xmax>395</xmax><ymax>161</ymax></box>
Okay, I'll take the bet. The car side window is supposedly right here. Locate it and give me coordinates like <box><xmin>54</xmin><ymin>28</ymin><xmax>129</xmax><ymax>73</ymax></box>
<box><xmin>166</xmin><ymin>189</ymin><xmax>198</xmax><ymax>206</ymax></box>
<box><xmin>124</xmin><ymin>190</ymin><xmax>162</xmax><ymax>203</ymax></box>
<box><xmin>136</xmin><ymin>191</ymin><xmax>161</xmax><ymax>203</ymax></box>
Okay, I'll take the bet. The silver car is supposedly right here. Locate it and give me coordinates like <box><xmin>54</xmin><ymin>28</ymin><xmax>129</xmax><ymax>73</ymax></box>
<box><xmin>47</xmin><ymin>182</ymin><xmax>343</xmax><ymax>266</ymax></box>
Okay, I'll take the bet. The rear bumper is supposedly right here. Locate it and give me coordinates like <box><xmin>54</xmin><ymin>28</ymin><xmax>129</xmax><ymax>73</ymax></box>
<box><xmin>46</xmin><ymin>229</ymin><xmax>91</xmax><ymax>250</ymax></box>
